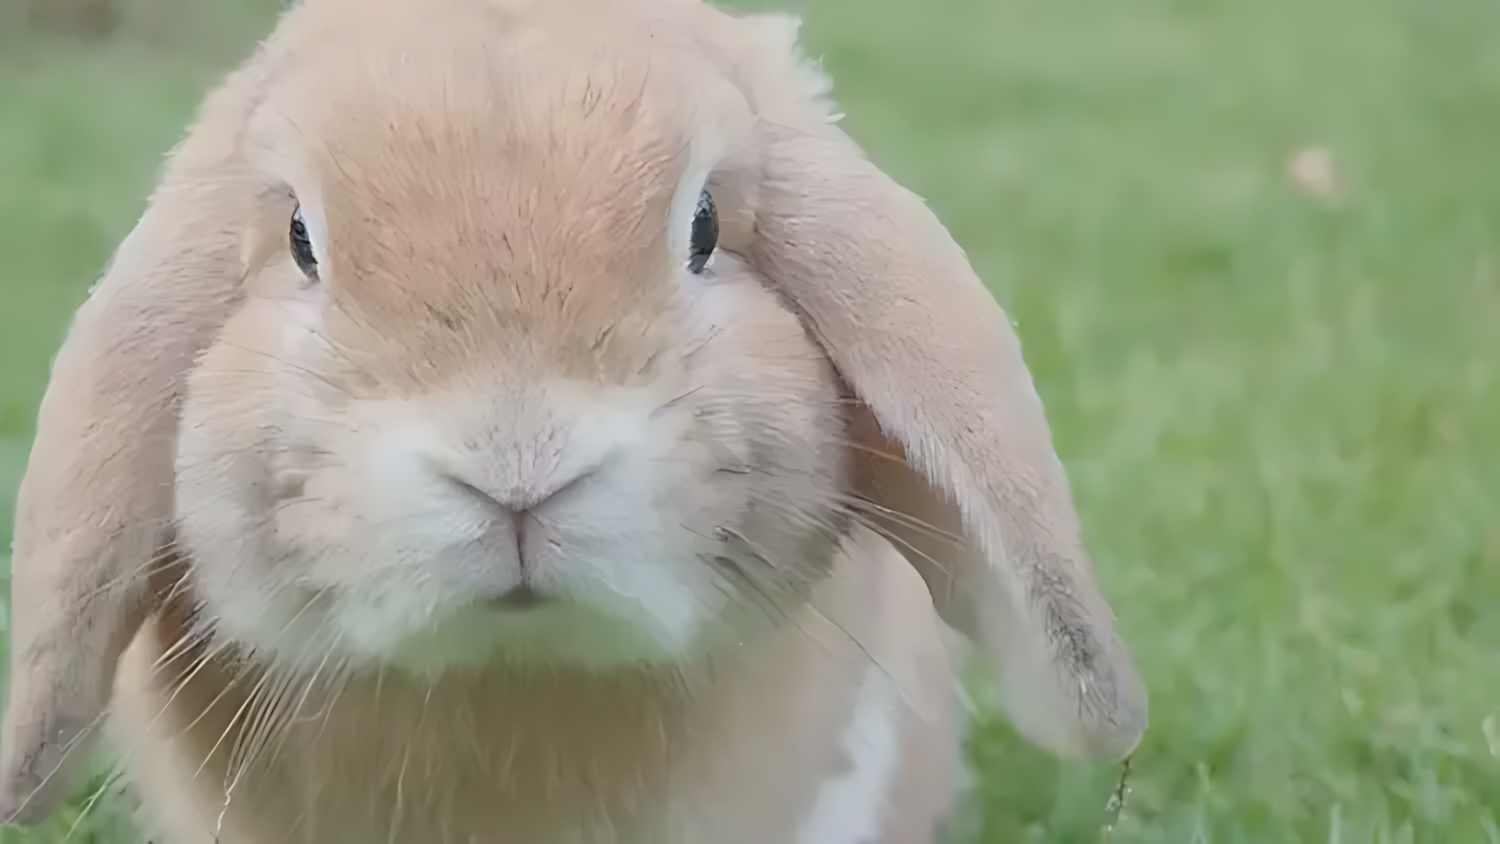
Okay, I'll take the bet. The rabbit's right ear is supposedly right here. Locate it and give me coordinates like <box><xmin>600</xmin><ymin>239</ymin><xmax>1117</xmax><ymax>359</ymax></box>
<box><xmin>709</xmin><ymin>11</ymin><xmax>1147</xmax><ymax>762</ymax></box>
<box><xmin>0</xmin><ymin>56</ymin><xmax>272</xmax><ymax>825</ymax></box>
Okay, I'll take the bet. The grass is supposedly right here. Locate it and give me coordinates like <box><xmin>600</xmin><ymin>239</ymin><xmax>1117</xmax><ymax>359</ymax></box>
<box><xmin>2</xmin><ymin>0</ymin><xmax>1499</xmax><ymax>840</ymax></box>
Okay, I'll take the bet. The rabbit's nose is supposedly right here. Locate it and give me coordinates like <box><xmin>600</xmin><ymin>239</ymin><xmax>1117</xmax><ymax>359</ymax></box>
<box><xmin>443</xmin><ymin>468</ymin><xmax>594</xmax><ymax>581</ymax></box>
<box><xmin>444</xmin><ymin>468</ymin><xmax>594</xmax><ymax>517</ymax></box>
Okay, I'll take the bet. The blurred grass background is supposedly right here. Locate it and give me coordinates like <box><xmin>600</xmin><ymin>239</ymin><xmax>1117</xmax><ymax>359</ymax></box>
<box><xmin>2</xmin><ymin>0</ymin><xmax>1499</xmax><ymax>841</ymax></box>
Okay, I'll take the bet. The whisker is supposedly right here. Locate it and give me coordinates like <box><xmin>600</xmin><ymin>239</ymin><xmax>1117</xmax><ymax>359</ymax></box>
<box><xmin>4</xmin><ymin>710</ymin><xmax>110</xmax><ymax>826</ymax></box>
<box><xmin>853</xmin><ymin>516</ymin><xmax>963</xmax><ymax>596</ymax></box>
<box><xmin>844</xmin><ymin>441</ymin><xmax>909</xmax><ymax>463</ymax></box>
<box><xmin>226</xmin><ymin>664</ymin><xmax>298</xmax><ymax>789</ymax></box>
<box><xmin>150</xmin><ymin>610</ymin><xmax>216</xmax><ymax>676</ymax></box>
<box><xmin>72</xmin><ymin>542</ymin><xmax>187</xmax><ymax>607</ymax></box>
<box><xmin>837</xmin><ymin>494</ymin><xmax>968</xmax><ymax>549</ymax></box>
<box><xmin>651</xmin><ymin>385</ymin><xmax>703</xmax><ymax>417</ymax></box>
<box><xmin>60</xmin><ymin>763</ymin><xmax>126</xmax><ymax>844</ymax></box>
<box><xmin>214</xmin><ymin>340</ymin><xmax>357</xmax><ymax>398</ymax></box>
<box><xmin>701</xmin><ymin>493</ymin><xmax>964</xmax><ymax>725</ymax></box>
<box><xmin>194</xmin><ymin>664</ymin><xmax>272</xmax><ymax>782</ymax></box>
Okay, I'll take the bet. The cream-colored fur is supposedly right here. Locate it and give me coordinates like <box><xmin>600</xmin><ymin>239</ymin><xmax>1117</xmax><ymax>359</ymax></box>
<box><xmin>111</xmin><ymin>527</ymin><xmax>960</xmax><ymax>843</ymax></box>
<box><xmin>1</xmin><ymin>0</ymin><xmax>1147</xmax><ymax>838</ymax></box>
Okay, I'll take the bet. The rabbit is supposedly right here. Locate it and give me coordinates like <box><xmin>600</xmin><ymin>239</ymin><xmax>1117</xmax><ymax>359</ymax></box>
<box><xmin>0</xmin><ymin>0</ymin><xmax>1148</xmax><ymax>841</ymax></box>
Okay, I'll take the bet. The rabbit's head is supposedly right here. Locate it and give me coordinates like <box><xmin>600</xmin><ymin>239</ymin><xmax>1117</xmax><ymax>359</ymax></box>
<box><xmin>170</xmin><ymin>0</ymin><xmax>859</xmax><ymax>674</ymax></box>
<box><xmin>0</xmin><ymin>0</ymin><xmax>1146</xmax><ymax>824</ymax></box>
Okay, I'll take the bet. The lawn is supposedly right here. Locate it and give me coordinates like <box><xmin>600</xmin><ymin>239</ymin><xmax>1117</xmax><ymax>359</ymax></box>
<box><xmin>2</xmin><ymin>0</ymin><xmax>1498</xmax><ymax>841</ymax></box>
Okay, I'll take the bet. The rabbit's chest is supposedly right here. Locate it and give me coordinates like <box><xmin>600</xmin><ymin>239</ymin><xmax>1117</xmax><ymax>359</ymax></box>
<box><xmin>236</xmin><ymin>662</ymin><xmax>914</xmax><ymax>844</ymax></box>
<box><xmin>110</xmin><ymin>529</ymin><xmax>961</xmax><ymax>844</ymax></box>
<box><xmin>115</xmin><ymin>640</ymin><xmax>922</xmax><ymax>844</ymax></box>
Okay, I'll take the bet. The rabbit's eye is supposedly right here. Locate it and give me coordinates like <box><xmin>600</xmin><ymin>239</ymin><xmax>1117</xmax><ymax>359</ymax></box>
<box><xmin>687</xmin><ymin>189</ymin><xmax>718</xmax><ymax>274</ymax></box>
<box><xmin>290</xmin><ymin>206</ymin><xmax>319</xmax><ymax>280</ymax></box>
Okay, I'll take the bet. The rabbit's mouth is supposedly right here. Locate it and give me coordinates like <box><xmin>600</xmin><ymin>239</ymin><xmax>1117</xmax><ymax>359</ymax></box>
<box><xmin>489</xmin><ymin>585</ymin><xmax>550</xmax><ymax>611</ymax></box>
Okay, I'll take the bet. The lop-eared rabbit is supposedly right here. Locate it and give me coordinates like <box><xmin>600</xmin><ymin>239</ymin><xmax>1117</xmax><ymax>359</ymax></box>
<box><xmin>0</xmin><ymin>0</ymin><xmax>1146</xmax><ymax>841</ymax></box>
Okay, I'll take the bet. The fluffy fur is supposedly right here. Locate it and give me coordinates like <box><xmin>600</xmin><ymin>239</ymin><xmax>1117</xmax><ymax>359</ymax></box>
<box><xmin>0</xmin><ymin>0</ymin><xmax>1147</xmax><ymax>840</ymax></box>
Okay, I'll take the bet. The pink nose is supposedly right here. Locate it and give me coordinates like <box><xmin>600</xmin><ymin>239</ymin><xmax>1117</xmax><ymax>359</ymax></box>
<box><xmin>444</xmin><ymin>470</ymin><xmax>592</xmax><ymax>578</ymax></box>
<box><xmin>446</xmin><ymin>468</ymin><xmax>592</xmax><ymax>515</ymax></box>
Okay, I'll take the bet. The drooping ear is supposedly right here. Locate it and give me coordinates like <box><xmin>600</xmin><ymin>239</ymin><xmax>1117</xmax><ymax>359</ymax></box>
<box><xmin>722</xmin><ymin>13</ymin><xmax>1147</xmax><ymax>761</ymax></box>
<box><xmin>0</xmin><ymin>60</ymin><xmax>270</xmax><ymax>826</ymax></box>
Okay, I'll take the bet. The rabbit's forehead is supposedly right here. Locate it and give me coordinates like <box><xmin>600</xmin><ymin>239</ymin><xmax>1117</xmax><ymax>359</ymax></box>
<box><xmin>249</xmin><ymin>95</ymin><xmax>706</xmax><ymax>390</ymax></box>
<box><xmin>253</xmin><ymin>0</ymin><xmax>744</xmax><ymax>242</ymax></box>
<box><xmin>298</xmin><ymin>88</ymin><xmax>694</xmax><ymax>319</ymax></box>
<box><xmin>238</xmin><ymin>0</ymin><xmax>759</xmax><ymax>387</ymax></box>
<box><xmin>249</xmin><ymin>0</ymin><xmax>758</xmax><ymax>242</ymax></box>
<box><xmin>264</xmin><ymin>0</ymin><xmax>726</xmax><ymax>143</ymax></box>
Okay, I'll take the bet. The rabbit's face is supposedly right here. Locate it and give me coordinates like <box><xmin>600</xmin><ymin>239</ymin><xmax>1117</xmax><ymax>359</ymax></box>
<box><xmin>173</xmin><ymin>9</ymin><xmax>852</xmax><ymax>674</ymax></box>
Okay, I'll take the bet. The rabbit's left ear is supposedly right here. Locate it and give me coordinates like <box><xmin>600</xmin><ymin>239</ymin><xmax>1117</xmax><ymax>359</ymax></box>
<box><xmin>718</xmin><ymin>12</ymin><xmax>1147</xmax><ymax>761</ymax></box>
<box><xmin>0</xmin><ymin>48</ymin><xmax>272</xmax><ymax>824</ymax></box>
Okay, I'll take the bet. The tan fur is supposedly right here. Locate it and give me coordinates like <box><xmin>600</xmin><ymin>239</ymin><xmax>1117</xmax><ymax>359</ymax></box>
<box><xmin>112</xmin><ymin>527</ymin><xmax>958</xmax><ymax>843</ymax></box>
<box><xmin>1</xmin><ymin>0</ymin><xmax>1147</xmax><ymax>838</ymax></box>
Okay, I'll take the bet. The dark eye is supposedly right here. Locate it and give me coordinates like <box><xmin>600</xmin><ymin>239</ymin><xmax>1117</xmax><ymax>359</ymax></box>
<box><xmin>687</xmin><ymin>189</ymin><xmax>718</xmax><ymax>274</ymax></box>
<box><xmin>290</xmin><ymin>206</ymin><xmax>318</xmax><ymax>280</ymax></box>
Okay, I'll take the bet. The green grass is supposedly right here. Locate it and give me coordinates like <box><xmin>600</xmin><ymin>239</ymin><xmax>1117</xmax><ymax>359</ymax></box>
<box><xmin>3</xmin><ymin>0</ymin><xmax>1499</xmax><ymax>840</ymax></box>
